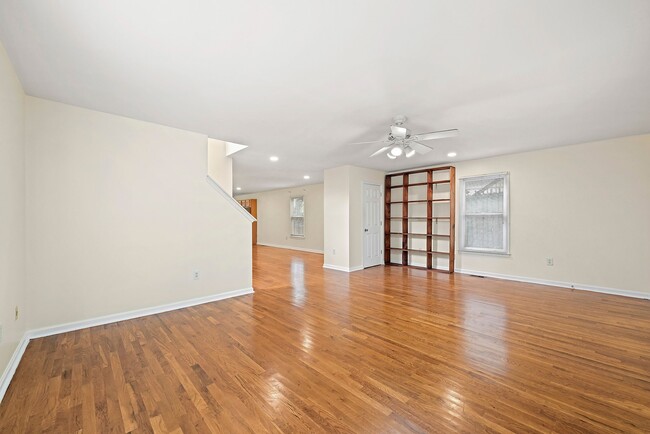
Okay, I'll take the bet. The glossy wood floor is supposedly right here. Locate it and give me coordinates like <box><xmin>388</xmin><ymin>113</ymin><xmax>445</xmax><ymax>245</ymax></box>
<box><xmin>1</xmin><ymin>246</ymin><xmax>649</xmax><ymax>433</ymax></box>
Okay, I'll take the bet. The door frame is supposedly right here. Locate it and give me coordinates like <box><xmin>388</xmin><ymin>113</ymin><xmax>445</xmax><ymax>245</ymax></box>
<box><xmin>362</xmin><ymin>182</ymin><xmax>384</xmax><ymax>268</ymax></box>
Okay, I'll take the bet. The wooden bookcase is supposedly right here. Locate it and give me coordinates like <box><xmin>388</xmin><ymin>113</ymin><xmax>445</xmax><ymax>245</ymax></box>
<box><xmin>384</xmin><ymin>166</ymin><xmax>456</xmax><ymax>273</ymax></box>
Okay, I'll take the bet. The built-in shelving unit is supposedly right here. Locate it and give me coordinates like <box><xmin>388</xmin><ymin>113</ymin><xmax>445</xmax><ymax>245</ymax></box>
<box><xmin>384</xmin><ymin>166</ymin><xmax>455</xmax><ymax>273</ymax></box>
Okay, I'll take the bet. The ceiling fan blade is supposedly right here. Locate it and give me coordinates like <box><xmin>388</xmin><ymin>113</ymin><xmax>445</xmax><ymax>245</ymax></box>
<box><xmin>349</xmin><ymin>139</ymin><xmax>388</xmax><ymax>145</ymax></box>
<box><xmin>408</xmin><ymin>141</ymin><xmax>433</xmax><ymax>155</ymax></box>
<box><xmin>370</xmin><ymin>146</ymin><xmax>391</xmax><ymax>157</ymax></box>
<box><xmin>414</xmin><ymin>129</ymin><xmax>459</xmax><ymax>141</ymax></box>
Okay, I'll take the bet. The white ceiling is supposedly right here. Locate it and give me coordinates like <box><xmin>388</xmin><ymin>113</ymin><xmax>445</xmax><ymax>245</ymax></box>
<box><xmin>2</xmin><ymin>1</ymin><xmax>649</xmax><ymax>194</ymax></box>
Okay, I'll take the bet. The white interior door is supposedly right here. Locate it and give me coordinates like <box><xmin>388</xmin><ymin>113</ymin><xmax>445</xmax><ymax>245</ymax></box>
<box><xmin>363</xmin><ymin>183</ymin><xmax>383</xmax><ymax>268</ymax></box>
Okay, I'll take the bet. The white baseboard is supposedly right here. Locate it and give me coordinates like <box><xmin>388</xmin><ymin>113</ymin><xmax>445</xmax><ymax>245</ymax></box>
<box><xmin>0</xmin><ymin>287</ymin><xmax>253</xmax><ymax>405</ymax></box>
<box><xmin>455</xmin><ymin>268</ymin><xmax>649</xmax><ymax>300</ymax></box>
<box><xmin>323</xmin><ymin>264</ymin><xmax>364</xmax><ymax>273</ymax></box>
<box><xmin>27</xmin><ymin>287</ymin><xmax>254</xmax><ymax>339</ymax></box>
<box><xmin>0</xmin><ymin>334</ymin><xmax>30</xmax><ymax>404</ymax></box>
<box><xmin>257</xmin><ymin>242</ymin><xmax>324</xmax><ymax>254</ymax></box>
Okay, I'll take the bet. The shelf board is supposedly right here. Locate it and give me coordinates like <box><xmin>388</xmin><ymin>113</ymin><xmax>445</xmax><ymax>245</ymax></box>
<box><xmin>388</xmin><ymin>180</ymin><xmax>450</xmax><ymax>189</ymax></box>
<box><xmin>388</xmin><ymin>248</ymin><xmax>450</xmax><ymax>255</ymax></box>
<box><xmin>389</xmin><ymin>166</ymin><xmax>454</xmax><ymax>177</ymax></box>
<box><xmin>385</xmin><ymin>262</ymin><xmax>452</xmax><ymax>273</ymax></box>
<box><xmin>388</xmin><ymin>217</ymin><xmax>451</xmax><ymax>220</ymax></box>
<box><xmin>388</xmin><ymin>232</ymin><xmax>450</xmax><ymax>237</ymax></box>
<box><xmin>389</xmin><ymin>199</ymin><xmax>450</xmax><ymax>204</ymax></box>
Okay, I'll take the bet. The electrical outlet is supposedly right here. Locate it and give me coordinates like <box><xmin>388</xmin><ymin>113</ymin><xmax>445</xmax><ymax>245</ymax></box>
<box><xmin>15</xmin><ymin>306</ymin><xmax>19</xmax><ymax>320</ymax></box>
<box><xmin>546</xmin><ymin>258</ymin><xmax>554</xmax><ymax>266</ymax></box>
<box><xmin>193</xmin><ymin>271</ymin><xmax>200</xmax><ymax>280</ymax></box>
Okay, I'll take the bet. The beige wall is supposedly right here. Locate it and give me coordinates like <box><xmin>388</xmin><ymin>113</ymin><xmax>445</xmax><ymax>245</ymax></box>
<box><xmin>324</xmin><ymin>167</ymin><xmax>350</xmax><ymax>268</ymax></box>
<box><xmin>451</xmin><ymin>134</ymin><xmax>650</xmax><ymax>295</ymax></box>
<box><xmin>0</xmin><ymin>42</ymin><xmax>26</xmax><ymax>381</ymax></box>
<box><xmin>324</xmin><ymin>165</ymin><xmax>385</xmax><ymax>270</ymax></box>
<box><xmin>25</xmin><ymin>97</ymin><xmax>253</xmax><ymax>330</ymax></box>
<box><xmin>207</xmin><ymin>138</ymin><xmax>233</xmax><ymax>196</ymax></box>
<box><xmin>237</xmin><ymin>184</ymin><xmax>324</xmax><ymax>253</ymax></box>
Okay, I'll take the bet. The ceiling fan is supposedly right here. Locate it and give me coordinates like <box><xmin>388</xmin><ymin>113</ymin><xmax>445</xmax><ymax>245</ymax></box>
<box><xmin>351</xmin><ymin>115</ymin><xmax>458</xmax><ymax>159</ymax></box>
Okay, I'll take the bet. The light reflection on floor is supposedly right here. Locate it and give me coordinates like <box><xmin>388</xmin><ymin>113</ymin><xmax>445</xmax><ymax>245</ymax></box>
<box><xmin>290</xmin><ymin>259</ymin><xmax>306</xmax><ymax>307</ymax></box>
<box><xmin>463</xmin><ymin>295</ymin><xmax>508</xmax><ymax>375</ymax></box>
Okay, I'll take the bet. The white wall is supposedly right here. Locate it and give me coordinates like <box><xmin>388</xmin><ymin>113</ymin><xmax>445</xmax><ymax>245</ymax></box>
<box><xmin>237</xmin><ymin>184</ymin><xmax>324</xmax><ymax>253</ymax></box>
<box><xmin>207</xmin><ymin>138</ymin><xmax>233</xmax><ymax>196</ymax></box>
<box><xmin>324</xmin><ymin>165</ymin><xmax>385</xmax><ymax>270</ymax></box>
<box><xmin>0</xmin><ymin>41</ymin><xmax>26</xmax><ymax>382</ymax></box>
<box><xmin>452</xmin><ymin>134</ymin><xmax>650</xmax><ymax>295</ymax></box>
<box><xmin>25</xmin><ymin>97</ymin><xmax>252</xmax><ymax>330</ymax></box>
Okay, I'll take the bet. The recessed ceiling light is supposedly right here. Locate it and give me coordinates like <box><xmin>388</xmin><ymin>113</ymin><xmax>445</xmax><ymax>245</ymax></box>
<box><xmin>447</xmin><ymin>152</ymin><xmax>457</xmax><ymax>157</ymax></box>
<box><xmin>303</xmin><ymin>175</ymin><xmax>310</xmax><ymax>180</ymax></box>
<box><xmin>269</xmin><ymin>156</ymin><xmax>279</xmax><ymax>162</ymax></box>
<box><xmin>236</xmin><ymin>187</ymin><xmax>242</xmax><ymax>191</ymax></box>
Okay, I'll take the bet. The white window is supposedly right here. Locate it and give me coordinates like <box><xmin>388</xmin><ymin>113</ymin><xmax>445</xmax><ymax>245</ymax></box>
<box><xmin>290</xmin><ymin>196</ymin><xmax>305</xmax><ymax>238</ymax></box>
<box><xmin>459</xmin><ymin>173</ymin><xmax>509</xmax><ymax>254</ymax></box>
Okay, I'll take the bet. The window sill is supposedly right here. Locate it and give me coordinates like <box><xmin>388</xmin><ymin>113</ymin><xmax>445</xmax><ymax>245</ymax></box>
<box><xmin>459</xmin><ymin>249</ymin><xmax>511</xmax><ymax>256</ymax></box>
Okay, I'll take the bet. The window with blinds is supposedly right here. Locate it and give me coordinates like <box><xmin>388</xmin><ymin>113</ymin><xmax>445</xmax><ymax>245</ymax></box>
<box><xmin>459</xmin><ymin>173</ymin><xmax>509</xmax><ymax>254</ymax></box>
<box><xmin>290</xmin><ymin>196</ymin><xmax>305</xmax><ymax>237</ymax></box>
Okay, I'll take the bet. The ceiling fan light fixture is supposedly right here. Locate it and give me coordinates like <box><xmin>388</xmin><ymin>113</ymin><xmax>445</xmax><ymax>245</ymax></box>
<box><xmin>390</xmin><ymin>145</ymin><xmax>403</xmax><ymax>157</ymax></box>
<box><xmin>404</xmin><ymin>146</ymin><xmax>415</xmax><ymax>158</ymax></box>
<box><xmin>386</xmin><ymin>152</ymin><xmax>397</xmax><ymax>160</ymax></box>
<box><xmin>390</xmin><ymin>125</ymin><xmax>409</xmax><ymax>139</ymax></box>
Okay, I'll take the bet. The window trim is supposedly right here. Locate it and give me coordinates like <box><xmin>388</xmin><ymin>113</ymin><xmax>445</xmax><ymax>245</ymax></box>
<box><xmin>290</xmin><ymin>195</ymin><xmax>305</xmax><ymax>238</ymax></box>
<box><xmin>459</xmin><ymin>172</ymin><xmax>510</xmax><ymax>255</ymax></box>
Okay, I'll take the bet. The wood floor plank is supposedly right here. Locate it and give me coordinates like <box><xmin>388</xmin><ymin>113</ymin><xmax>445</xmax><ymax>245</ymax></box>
<box><xmin>1</xmin><ymin>245</ymin><xmax>649</xmax><ymax>432</ymax></box>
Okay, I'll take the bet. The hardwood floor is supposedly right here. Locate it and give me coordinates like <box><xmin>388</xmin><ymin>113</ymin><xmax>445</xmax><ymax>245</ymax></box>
<box><xmin>1</xmin><ymin>246</ymin><xmax>649</xmax><ymax>433</ymax></box>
